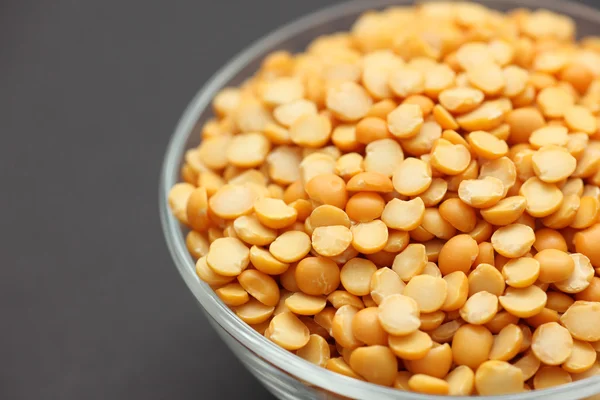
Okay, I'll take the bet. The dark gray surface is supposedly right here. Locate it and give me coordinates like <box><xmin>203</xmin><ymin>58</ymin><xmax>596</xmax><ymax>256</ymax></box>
<box><xmin>1</xmin><ymin>1</ymin><xmax>600</xmax><ymax>399</ymax></box>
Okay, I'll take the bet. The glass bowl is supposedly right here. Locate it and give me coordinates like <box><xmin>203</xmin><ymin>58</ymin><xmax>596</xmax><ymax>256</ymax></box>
<box><xmin>160</xmin><ymin>0</ymin><xmax>600</xmax><ymax>398</ymax></box>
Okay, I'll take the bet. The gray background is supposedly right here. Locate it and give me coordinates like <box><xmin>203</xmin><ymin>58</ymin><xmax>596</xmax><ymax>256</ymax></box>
<box><xmin>1</xmin><ymin>0</ymin><xmax>599</xmax><ymax>399</ymax></box>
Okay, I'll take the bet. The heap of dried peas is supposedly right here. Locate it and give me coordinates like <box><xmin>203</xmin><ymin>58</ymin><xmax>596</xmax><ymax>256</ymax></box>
<box><xmin>168</xmin><ymin>2</ymin><xmax>600</xmax><ymax>396</ymax></box>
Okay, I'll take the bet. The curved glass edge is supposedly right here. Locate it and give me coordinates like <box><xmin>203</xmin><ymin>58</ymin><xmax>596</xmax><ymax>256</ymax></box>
<box><xmin>159</xmin><ymin>0</ymin><xmax>600</xmax><ymax>398</ymax></box>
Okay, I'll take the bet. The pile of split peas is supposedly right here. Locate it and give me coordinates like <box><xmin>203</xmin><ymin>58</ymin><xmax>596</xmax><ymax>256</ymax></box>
<box><xmin>168</xmin><ymin>2</ymin><xmax>600</xmax><ymax>396</ymax></box>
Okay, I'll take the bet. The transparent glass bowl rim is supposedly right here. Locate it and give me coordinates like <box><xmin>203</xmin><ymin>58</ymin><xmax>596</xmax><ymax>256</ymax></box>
<box><xmin>159</xmin><ymin>0</ymin><xmax>600</xmax><ymax>398</ymax></box>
